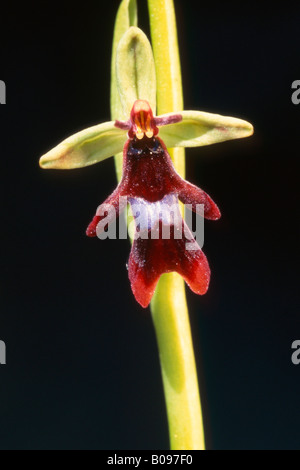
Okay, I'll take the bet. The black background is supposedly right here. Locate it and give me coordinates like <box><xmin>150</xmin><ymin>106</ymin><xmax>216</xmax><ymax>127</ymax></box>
<box><xmin>0</xmin><ymin>0</ymin><xmax>299</xmax><ymax>450</ymax></box>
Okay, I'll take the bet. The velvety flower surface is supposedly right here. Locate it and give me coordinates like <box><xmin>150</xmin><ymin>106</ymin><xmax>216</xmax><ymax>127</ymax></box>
<box><xmin>85</xmin><ymin>100</ymin><xmax>220</xmax><ymax>307</ymax></box>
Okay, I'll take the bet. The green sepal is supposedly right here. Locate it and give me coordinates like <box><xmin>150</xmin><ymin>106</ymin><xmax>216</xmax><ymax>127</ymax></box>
<box><xmin>116</xmin><ymin>26</ymin><xmax>157</xmax><ymax>117</ymax></box>
<box><xmin>159</xmin><ymin>110</ymin><xmax>254</xmax><ymax>148</ymax></box>
<box><xmin>111</xmin><ymin>0</ymin><xmax>138</xmax><ymax>121</ymax></box>
<box><xmin>111</xmin><ymin>0</ymin><xmax>138</xmax><ymax>181</ymax></box>
<box><xmin>39</xmin><ymin>121</ymin><xmax>126</xmax><ymax>170</ymax></box>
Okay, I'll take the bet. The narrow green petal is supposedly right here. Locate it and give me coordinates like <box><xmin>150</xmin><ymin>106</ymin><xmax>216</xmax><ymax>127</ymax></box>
<box><xmin>116</xmin><ymin>26</ymin><xmax>156</xmax><ymax>117</ymax></box>
<box><xmin>159</xmin><ymin>110</ymin><xmax>254</xmax><ymax>148</ymax></box>
<box><xmin>39</xmin><ymin>122</ymin><xmax>126</xmax><ymax>170</ymax></box>
<box><xmin>111</xmin><ymin>0</ymin><xmax>137</xmax><ymax>181</ymax></box>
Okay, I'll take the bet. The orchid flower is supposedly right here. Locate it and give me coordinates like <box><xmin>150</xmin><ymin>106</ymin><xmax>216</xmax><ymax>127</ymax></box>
<box><xmin>85</xmin><ymin>99</ymin><xmax>222</xmax><ymax>307</ymax></box>
<box><xmin>39</xmin><ymin>27</ymin><xmax>252</xmax><ymax>307</ymax></box>
<box><xmin>39</xmin><ymin>2</ymin><xmax>253</xmax><ymax>449</ymax></box>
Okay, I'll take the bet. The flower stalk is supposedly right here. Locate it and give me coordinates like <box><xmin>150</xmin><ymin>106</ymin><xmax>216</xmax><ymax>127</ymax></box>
<box><xmin>148</xmin><ymin>0</ymin><xmax>205</xmax><ymax>450</ymax></box>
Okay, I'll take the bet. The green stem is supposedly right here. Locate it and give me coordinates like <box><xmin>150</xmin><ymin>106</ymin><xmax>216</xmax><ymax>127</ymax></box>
<box><xmin>148</xmin><ymin>0</ymin><xmax>205</xmax><ymax>450</ymax></box>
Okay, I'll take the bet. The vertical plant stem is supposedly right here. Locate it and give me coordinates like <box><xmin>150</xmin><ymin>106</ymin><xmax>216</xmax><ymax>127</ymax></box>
<box><xmin>148</xmin><ymin>0</ymin><xmax>205</xmax><ymax>450</ymax></box>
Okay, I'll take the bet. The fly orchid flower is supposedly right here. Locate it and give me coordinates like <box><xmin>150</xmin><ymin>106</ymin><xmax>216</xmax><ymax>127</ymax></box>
<box><xmin>85</xmin><ymin>99</ymin><xmax>220</xmax><ymax>307</ymax></box>
<box><xmin>39</xmin><ymin>26</ymin><xmax>253</xmax><ymax>308</ymax></box>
